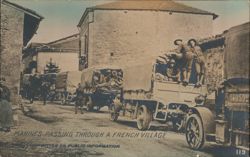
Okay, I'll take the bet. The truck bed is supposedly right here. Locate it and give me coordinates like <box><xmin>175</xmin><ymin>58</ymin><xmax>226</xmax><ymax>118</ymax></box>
<box><xmin>153</xmin><ymin>80</ymin><xmax>207</xmax><ymax>106</ymax></box>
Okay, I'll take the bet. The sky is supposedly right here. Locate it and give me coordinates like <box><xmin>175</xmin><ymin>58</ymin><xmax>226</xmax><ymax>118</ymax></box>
<box><xmin>8</xmin><ymin>0</ymin><xmax>250</xmax><ymax>43</ymax></box>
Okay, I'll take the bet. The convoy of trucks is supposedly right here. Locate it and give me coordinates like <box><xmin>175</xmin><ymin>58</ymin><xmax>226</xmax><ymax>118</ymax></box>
<box><xmin>110</xmin><ymin>22</ymin><xmax>249</xmax><ymax>151</ymax></box>
<box><xmin>20</xmin><ymin>22</ymin><xmax>249</xmax><ymax>151</ymax></box>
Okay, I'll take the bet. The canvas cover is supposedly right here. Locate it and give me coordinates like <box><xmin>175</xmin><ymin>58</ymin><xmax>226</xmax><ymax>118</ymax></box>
<box><xmin>225</xmin><ymin>22</ymin><xmax>249</xmax><ymax>80</ymax></box>
<box><xmin>66</xmin><ymin>71</ymin><xmax>82</xmax><ymax>93</ymax></box>
<box><xmin>123</xmin><ymin>63</ymin><xmax>154</xmax><ymax>91</ymax></box>
<box><xmin>55</xmin><ymin>72</ymin><xmax>67</xmax><ymax>90</ymax></box>
<box><xmin>81</xmin><ymin>68</ymin><xmax>94</xmax><ymax>88</ymax></box>
<box><xmin>55</xmin><ymin>71</ymin><xmax>82</xmax><ymax>93</ymax></box>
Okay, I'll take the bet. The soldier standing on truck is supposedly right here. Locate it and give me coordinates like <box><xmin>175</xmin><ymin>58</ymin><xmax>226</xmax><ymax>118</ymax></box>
<box><xmin>188</xmin><ymin>39</ymin><xmax>205</xmax><ymax>87</ymax></box>
<box><xmin>172</xmin><ymin>39</ymin><xmax>193</xmax><ymax>85</ymax></box>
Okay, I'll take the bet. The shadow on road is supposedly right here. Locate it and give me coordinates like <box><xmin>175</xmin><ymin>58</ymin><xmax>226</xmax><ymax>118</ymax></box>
<box><xmin>114</xmin><ymin>120</ymin><xmax>138</xmax><ymax>129</ymax></box>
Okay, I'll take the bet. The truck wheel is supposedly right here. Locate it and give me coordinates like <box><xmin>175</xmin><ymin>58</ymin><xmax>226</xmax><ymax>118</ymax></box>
<box><xmin>185</xmin><ymin>114</ymin><xmax>204</xmax><ymax>150</ymax></box>
<box><xmin>137</xmin><ymin>105</ymin><xmax>152</xmax><ymax>130</ymax></box>
<box><xmin>110</xmin><ymin>104</ymin><xmax>118</xmax><ymax>121</ymax></box>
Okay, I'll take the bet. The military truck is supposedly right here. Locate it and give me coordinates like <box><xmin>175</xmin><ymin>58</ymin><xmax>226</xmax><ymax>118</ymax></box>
<box><xmin>109</xmin><ymin>59</ymin><xmax>210</xmax><ymax>131</ymax></box>
<box><xmin>55</xmin><ymin>71</ymin><xmax>82</xmax><ymax>104</ymax></box>
<box><xmin>81</xmin><ymin>66</ymin><xmax>123</xmax><ymax>111</ymax></box>
<box><xmin>185</xmin><ymin>22</ymin><xmax>249</xmax><ymax>151</ymax></box>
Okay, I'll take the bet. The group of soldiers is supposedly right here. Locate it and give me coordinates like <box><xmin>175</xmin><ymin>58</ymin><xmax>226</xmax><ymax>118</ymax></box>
<box><xmin>161</xmin><ymin>38</ymin><xmax>205</xmax><ymax>87</ymax></box>
<box><xmin>74</xmin><ymin>69</ymin><xmax>123</xmax><ymax>114</ymax></box>
<box><xmin>23</xmin><ymin>73</ymin><xmax>51</xmax><ymax>105</ymax></box>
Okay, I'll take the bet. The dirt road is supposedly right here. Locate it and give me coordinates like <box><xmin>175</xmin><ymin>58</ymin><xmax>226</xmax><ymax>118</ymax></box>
<box><xmin>0</xmin><ymin>101</ymin><xmax>241</xmax><ymax>157</ymax></box>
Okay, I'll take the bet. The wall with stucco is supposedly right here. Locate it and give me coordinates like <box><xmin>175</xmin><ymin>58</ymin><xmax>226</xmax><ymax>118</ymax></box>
<box><xmin>0</xmin><ymin>3</ymin><xmax>24</xmax><ymax>104</ymax></box>
<box><xmin>80</xmin><ymin>9</ymin><xmax>213</xmax><ymax>69</ymax></box>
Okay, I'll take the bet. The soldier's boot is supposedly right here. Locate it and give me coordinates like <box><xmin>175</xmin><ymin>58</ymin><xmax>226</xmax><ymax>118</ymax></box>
<box><xmin>182</xmin><ymin>70</ymin><xmax>188</xmax><ymax>85</ymax></box>
<box><xmin>186</xmin><ymin>71</ymin><xmax>191</xmax><ymax>83</ymax></box>
<box><xmin>176</xmin><ymin>71</ymin><xmax>181</xmax><ymax>83</ymax></box>
<box><xmin>199</xmin><ymin>74</ymin><xmax>204</xmax><ymax>86</ymax></box>
<box><xmin>195</xmin><ymin>74</ymin><xmax>201</xmax><ymax>87</ymax></box>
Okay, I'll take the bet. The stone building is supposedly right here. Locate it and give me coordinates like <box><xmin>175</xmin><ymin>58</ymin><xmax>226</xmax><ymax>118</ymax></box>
<box><xmin>0</xmin><ymin>0</ymin><xmax>43</xmax><ymax>104</ymax></box>
<box><xmin>23</xmin><ymin>33</ymin><xmax>79</xmax><ymax>74</ymax></box>
<box><xmin>77</xmin><ymin>0</ymin><xmax>218</xmax><ymax>70</ymax></box>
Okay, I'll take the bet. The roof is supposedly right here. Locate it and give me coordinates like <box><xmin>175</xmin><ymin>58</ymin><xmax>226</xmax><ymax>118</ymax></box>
<box><xmin>82</xmin><ymin>65</ymin><xmax>123</xmax><ymax>71</ymax></box>
<box><xmin>2</xmin><ymin>0</ymin><xmax>44</xmax><ymax>45</ymax></box>
<box><xmin>23</xmin><ymin>33</ymin><xmax>80</xmax><ymax>57</ymax></box>
<box><xmin>47</xmin><ymin>33</ymin><xmax>79</xmax><ymax>45</ymax></box>
<box><xmin>78</xmin><ymin>0</ymin><xmax>218</xmax><ymax>26</ymax></box>
<box><xmin>2</xmin><ymin>0</ymin><xmax>43</xmax><ymax>19</ymax></box>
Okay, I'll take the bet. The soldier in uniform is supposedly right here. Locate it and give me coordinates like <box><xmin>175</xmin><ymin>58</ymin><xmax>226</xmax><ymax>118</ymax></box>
<box><xmin>0</xmin><ymin>77</ymin><xmax>13</xmax><ymax>132</ymax></box>
<box><xmin>188</xmin><ymin>39</ymin><xmax>205</xmax><ymax>87</ymax></box>
<box><xmin>172</xmin><ymin>39</ymin><xmax>193</xmax><ymax>85</ymax></box>
<box><xmin>40</xmin><ymin>79</ymin><xmax>51</xmax><ymax>105</ymax></box>
<box><xmin>75</xmin><ymin>83</ymin><xmax>84</xmax><ymax>114</ymax></box>
<box><xmin>28</xmin><ymin>73</ymin><xmax>40</xmax><ymax>103</ymax></box>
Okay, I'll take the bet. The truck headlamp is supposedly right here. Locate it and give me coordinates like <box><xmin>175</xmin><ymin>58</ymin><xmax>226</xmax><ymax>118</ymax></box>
<box><xmin>195</xmin><ymin>95</ymin><xmax>206</xmax><ymax>105</ymax></box>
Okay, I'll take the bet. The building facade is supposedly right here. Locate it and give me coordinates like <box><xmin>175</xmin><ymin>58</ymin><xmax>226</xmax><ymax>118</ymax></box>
<box><xmin>0</xmin><ymin>0</ymin><xmax>43</xmax><ymax>104</ymax></box>
<box><xmin>23</xmin><ymin>34</ymin><xmax>79</xmax><ymax>74</ymax></box>
<box><xmin>77</xmin><ymin>0</ymin><xmax>217</xmax><ymax>70</ymax></box>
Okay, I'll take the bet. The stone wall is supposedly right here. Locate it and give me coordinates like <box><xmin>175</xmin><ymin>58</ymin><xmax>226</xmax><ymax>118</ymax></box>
<box><xmin>0</xmin><ymin>3</ymin><xmax>24</xmax><ymax>105</ymax></box>
<box><xmin>204</xmin><ymin>46</ymin><xmax>225</xmax><ymax>92</ymax></box>
<box><xmin>81</xmin><ymin>10</ymin><xmax>213</xmax><ymax>69</ymax></box>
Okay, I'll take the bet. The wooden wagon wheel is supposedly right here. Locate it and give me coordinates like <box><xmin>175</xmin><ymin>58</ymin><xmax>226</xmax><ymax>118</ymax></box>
<box><xmin>185</xmin><ymin>114</ymin><xmax>204</xmax><ymax>149</ymax></box>
<box><xmin>137</xmin><ymin>105</ymin><xmax>152</xmax><ymax>130</ymax></box>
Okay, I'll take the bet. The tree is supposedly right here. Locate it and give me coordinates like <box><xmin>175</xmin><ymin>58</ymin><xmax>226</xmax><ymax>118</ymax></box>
<box><xmin>44</xmin><ymin>58</ymin><xmax>60</xmax><ymax>74</ymax></box>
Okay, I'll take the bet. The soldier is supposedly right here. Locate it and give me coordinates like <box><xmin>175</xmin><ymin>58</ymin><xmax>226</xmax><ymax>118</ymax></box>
<box><xmin>28</xmin><ymin>73</ymin><xmax>40</xmax><ymax>103</ymax></box>
<box><xmin>188</xmin><ymin>39</ymin><xmax>205</xmax><ymax>87</ymax></box>
<box><xmin>0</xmin><ymin>77</ymin><xmax>13</xmax><ymax>132</ymax></box>
<box><xmin>40</xmin><ymin>80</ymin><xmax>50</xmax><ymax>105</ymax></box>
<box><xmin>172</xmin><ymin>39</ymin><xmax>193</xmax><ymax>85</ymax></box>
<box><xmin>75</xmin><ymin>83</ymin><xmax>84</xmax><ymax>114</ymax></box>
<box><xmin>110</xmin><ymin>71</ymin><xmax>122</xmax><ymax>88</ymax></box>
<box><xmin>166</xmin><ymin>59</ymin><xmax>179</xmax><ymax>81</ymax></box>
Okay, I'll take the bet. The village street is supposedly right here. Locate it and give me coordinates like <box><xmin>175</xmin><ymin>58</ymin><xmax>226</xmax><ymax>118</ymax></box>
<box><xmin>0</xmin><ymin>101</ymin><xmax>237</xmax><ymax>157</ymax></box>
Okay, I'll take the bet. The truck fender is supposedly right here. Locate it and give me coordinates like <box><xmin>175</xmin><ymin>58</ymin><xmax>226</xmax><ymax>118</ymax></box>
<box><xmin>189</xmin><ymin>107</ymin><xmax>216</xmax><ymax>135</ymax></box>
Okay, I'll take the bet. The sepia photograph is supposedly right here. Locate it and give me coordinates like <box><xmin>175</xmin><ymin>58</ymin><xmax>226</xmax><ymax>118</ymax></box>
<box><xmin>0</xmin><ymin>0</ymin><xmax>249</xmax><ymax>156</ymax></box>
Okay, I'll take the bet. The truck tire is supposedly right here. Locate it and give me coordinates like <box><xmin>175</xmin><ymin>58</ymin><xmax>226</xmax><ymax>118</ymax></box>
<box><xmin>185</xmin><ymin>114</ymin><xmax>204</xmax><ymax>150</ymax></box>
<box><xmin>137</xmin><ymin>105</ymin><xmax>152</xmax><ymax>130</ymax></box>
<box><xmin>110</xmin><ymin>103</ymin><xmax>119</xmax><ymax>121</ymax></box>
